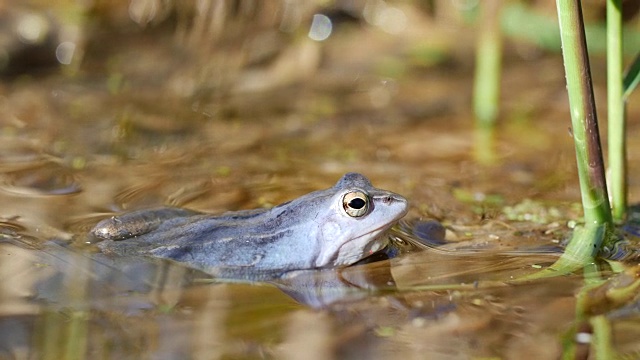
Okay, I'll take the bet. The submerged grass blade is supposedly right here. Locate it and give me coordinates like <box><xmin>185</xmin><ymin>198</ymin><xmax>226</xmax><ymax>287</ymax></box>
<box><xmin>579</xmin><ymin>263</ymin><xmax>617</xmax><ymax>359</ymax></box>
<box><xmin>518</xmin><ymin>224</ymin><xmax>605</xmax><ymax>280</ymax></box>
<box><xmin>590</xmin><ymin>315</ymin><xmax>616</xmax><ymax>359</ymax></box>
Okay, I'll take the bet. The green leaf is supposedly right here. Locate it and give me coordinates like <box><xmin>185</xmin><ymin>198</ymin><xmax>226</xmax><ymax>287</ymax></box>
<box><xmin>623</xmin><ymin>52</ymin><xmax>640</xmax><ymax>100</ymax></box>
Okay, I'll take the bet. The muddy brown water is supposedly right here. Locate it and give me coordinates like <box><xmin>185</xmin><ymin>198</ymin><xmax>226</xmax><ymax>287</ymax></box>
<box><xmin>1</xmin><ymin>2</ymin><xmax>640</xmax><ymax>359</ymax></box>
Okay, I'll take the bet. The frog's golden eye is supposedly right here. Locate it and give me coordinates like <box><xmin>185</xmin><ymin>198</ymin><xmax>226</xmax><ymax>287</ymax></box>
<box><xmin>343</xmin><ymin>191</ymin><xmax>369</xmax><ymax>217</ymax></box>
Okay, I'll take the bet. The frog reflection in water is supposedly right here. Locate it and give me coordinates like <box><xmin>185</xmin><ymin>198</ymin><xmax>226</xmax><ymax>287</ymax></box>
<box><xmin>92</xmin><ymin>173</ymin><xmax>408</xmax><ymax>279</ymax></box>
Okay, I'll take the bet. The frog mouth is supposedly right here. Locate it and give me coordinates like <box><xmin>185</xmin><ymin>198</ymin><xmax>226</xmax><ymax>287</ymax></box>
<box><xmin>332</xmin><ymin>225</ymin><xmax>392</xmax><ymax>267</ymax></box>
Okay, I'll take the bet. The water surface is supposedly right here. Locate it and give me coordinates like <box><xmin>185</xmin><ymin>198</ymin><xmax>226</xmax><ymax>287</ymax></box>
<box><xmin>2</xmin><ymin>1</ymin><xmax>640</xmax><ymax>359</ymax></box>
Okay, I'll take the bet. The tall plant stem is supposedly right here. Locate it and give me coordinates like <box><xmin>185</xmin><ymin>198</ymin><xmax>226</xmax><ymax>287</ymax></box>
<box><xmin>556</xmin><ymin>0</ymin><xmax>612</xmax><ymax>229</ymax></box>
<box><xmin>607</xmin><ymin>0</ymin><xmax>627</xmax><ymax>222</ymax></box>
<box><xmin>473</xmin><ymin>0</ymin><xmax>502</xmax><ymax>164</ymax></box>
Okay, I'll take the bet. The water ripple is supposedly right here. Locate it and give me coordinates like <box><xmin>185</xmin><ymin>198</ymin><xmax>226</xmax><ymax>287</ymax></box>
<box><xmin>0</xmin><ymin>162</ymin><xmax>82</xmax><ymax>196</ymax></box>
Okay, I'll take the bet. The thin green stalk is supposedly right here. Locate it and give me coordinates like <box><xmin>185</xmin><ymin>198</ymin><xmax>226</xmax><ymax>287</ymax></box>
<box><xmin>607</xmin><ymin>0</ymin><xmax>627</xmax><ymax>222</ymax></box>
<box><xmin>473</xmin><ymin>0</ymin><xmax>502</xmax><ymax>164</ymax></box>
<box><xmin>556</xmin><ymin>0</ymin><xmax>612</xmax><ymax>228</ymax></box>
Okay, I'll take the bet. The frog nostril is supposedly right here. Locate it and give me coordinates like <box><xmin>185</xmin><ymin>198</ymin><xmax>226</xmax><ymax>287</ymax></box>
<box><xmin>382</xmin><ymin>196</ymin><xmax>392</xmax><ymax>204</ymax></box>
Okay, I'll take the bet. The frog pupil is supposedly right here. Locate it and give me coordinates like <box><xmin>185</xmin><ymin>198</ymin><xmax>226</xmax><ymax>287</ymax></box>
<box><xmin>349</xmin><ymin>197</ymin><xmax>366</xmax><ymax>209</ymax></box>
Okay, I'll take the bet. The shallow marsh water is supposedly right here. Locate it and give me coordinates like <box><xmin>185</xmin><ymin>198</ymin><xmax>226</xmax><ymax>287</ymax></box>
<box><xmin>2</xmin><ymin>1</ymin><xmax>640</xmax><ymax>359</ymax></box>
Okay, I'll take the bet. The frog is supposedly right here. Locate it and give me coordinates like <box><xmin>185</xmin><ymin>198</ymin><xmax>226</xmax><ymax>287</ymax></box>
<box><xmin>92</xmin><ymin>173</ymin><xmax>408</xmax><ymax>279</ymax></box>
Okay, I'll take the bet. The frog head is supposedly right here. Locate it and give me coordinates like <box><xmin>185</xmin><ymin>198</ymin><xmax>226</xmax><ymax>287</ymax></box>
<box><xmin>312</xmin><ymin>173</ymin><xmax>408</xmax><ymax>267</ymax></box>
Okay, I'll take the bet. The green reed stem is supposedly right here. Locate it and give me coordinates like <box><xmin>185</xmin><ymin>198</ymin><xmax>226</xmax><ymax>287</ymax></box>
<box><xmin>607</xmin><ymin>0</ymin><xmax>627</xmax><ymax>222</ymax></box>
<box><xmin>473</xmin><ymin>0</ymin><xmax>502</xmax><ymax>164</ymax></box>
<box><xmin>556</xmin><ymin>0</ymin><xmax>612</xmax><ymax>229</ymax></box>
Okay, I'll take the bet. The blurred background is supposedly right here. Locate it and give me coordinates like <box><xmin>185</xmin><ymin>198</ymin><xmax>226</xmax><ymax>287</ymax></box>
<box><xmin>1</xmin><ymin>0</ymin><xmax>640</xmax><ymax>358</ymax></box>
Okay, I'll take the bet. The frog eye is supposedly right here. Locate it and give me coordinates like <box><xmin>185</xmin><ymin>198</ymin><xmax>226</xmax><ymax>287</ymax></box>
<box><xmin>342</xmin><ymin>191</ymin><xmax>369</xmax><ymax>217</ymax></box>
